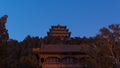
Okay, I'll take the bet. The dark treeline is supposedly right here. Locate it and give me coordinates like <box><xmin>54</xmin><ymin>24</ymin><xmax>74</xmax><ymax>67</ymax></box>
<box><xmin>0</xmin><ymin>15</ymin><xmax>120</xmax><ymax>68</ymax></box>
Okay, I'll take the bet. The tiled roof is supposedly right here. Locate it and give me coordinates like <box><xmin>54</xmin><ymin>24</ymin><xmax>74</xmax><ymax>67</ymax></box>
<box><xmin>41</xmin><ymin>44</ymin><xmax>81</xmax><ymax>52</ymax></box>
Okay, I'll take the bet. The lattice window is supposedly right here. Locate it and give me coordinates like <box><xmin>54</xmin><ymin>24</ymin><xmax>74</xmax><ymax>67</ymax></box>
<box><xmin>45</xmin><ymin>57</ymin><xmax>60</xmax><ymax>64</ymax></box>
<box><xmin>62</xmin><ymin>57</ymin><xmax>78</xmax><ymax>64</ymax></box>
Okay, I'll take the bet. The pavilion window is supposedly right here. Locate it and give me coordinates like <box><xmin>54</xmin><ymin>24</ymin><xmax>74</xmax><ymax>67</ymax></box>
<box><xmin>46</xmin><ymin>57</ymin><xmax>60</xmax><ymax>64</ymax></box>
<box><xmin>62</xmin><ymin>57</ymin><xmax>77</xmax><ymax>64</ymax></box>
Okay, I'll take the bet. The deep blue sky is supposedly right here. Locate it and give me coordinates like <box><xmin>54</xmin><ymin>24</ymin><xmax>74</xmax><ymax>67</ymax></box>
<box><xmin>0</xmin><ymin>0</ymin><xmax>120</xmax><ymax>41</ymax></box>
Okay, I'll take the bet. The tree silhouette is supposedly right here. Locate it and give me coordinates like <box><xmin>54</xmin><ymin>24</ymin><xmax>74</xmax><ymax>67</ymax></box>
<box><xmin>0</xmin><ymin>15</ymin><xmax>9</xmax><ymax>67</ymax></box>
<box><xmin>0</xmin><ymin>15</ymin><xmax>9</xmax><ymax>43</ymax></box>
<box><xmin>97</xmin><ymin>24</ymin><xmax>120</xmax><ymax>68</ymax></box>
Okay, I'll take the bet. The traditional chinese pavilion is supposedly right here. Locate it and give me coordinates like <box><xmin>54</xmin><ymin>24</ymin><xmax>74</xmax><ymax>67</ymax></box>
<box><xmin>47</xmin><ymin>24</ymin><xmax>71</xmax><ymax>39</ymax></box>
<box><xmin>33</xmin><ymin>24</ymin><xmax>87</xmax><ymax>68</ymax></box>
